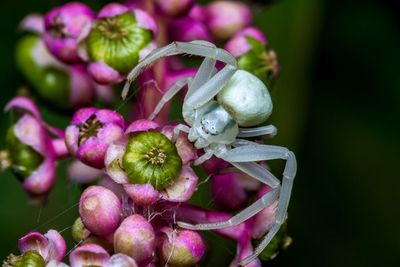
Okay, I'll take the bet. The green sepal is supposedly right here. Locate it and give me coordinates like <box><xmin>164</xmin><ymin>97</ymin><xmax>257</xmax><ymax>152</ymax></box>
<box><xmin>122</xmin><ymin>131</ymin><xmax>182</xmax><ymax>190</ymax></box>
<box><xmin>6</xmin><ymin>125</ymin><xmax>43</xmax><ymax>179</ymax></box>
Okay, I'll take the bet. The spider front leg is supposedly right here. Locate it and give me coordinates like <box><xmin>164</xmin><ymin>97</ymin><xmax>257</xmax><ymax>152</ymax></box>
<box><xmin>147</xmin><ymin>77</ymin><xmax>192</xmax><ymax>120</ymax></box>
<box><xmin>177</xmin><ymin>144</ymin><xmax>296</xmax><ymax>266</ymax></box>
<box><xmin>122</xmin><ymin>40</ymin><xmax>236</xmax><ymax>99</ymax></box>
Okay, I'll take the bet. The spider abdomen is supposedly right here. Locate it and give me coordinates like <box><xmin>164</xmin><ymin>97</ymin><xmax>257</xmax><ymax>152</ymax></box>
<box><xmin>217</xmin><ymin>70</ymin><xmax>273</xmax><ymax>127</ymax></box>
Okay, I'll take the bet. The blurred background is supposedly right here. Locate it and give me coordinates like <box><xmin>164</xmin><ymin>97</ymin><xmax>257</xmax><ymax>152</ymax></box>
<box><xmin>0</xmin><ymin>0</ymin><xmax>399</xmax><ymax>266</ymax></box>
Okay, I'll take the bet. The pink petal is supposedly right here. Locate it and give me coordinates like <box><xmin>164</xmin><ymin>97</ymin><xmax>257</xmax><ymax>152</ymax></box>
<box><xmin>125</xmin><ymin>119</ymin><xmax>159</xmax><ymax>135</ymax></box>
<box><xmin>44</xmin><ymin>230</ymin><xmax>67</xmax><ymax>262</ymax></box>
<box><xmin>70</xmin><ymin>243</ymin><xmax>110</xmax><ymax>267</ymax></box>
<box><xmin>133</xmin><ymin>9</ymin><xmax>157</xmax><ymax>35</ymax></box>
<box><xmin>4</xmin><ymin>96</ymin><xmax>42</xmax><ymax>121</ymax></box>
<box><xmin>87</xmin><ymin>61</ymin><xmax>124</xmax><ymax>85</ymax></box>
<box><xmin>105</xmin><ymin>141</ymin><xmax>129</xmax><ymax>184</ymax></box>
<box><xmin>98</xmin><ymin>3</ymin><xmax>129</xmax><ymax>18</ymax></box>
<box><xmin>160</xmin><ymin>165</ymin><xmax>198</xmax><ymax>202</ymax></box>
<box><xmin>18</xmin><ymin>232</ymin><xmax>49</xmax><ymax>259</ymax></box>
<box><xmin>23</xmin><ymin>157</ymin><xmax>56</xmax><ymax>196</ymax></box>
<box><xmin>68</xmin><ymin>160</ymin><xmax>103</xmax><ymax>184</ymax></box>
<box><xmin>19</xmin><ymin>14</ymin><xmax>44</xmax><ymax>34</ymax></box>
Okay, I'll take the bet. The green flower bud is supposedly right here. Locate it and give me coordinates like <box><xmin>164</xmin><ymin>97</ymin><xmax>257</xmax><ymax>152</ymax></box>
<box><xmin>122</xmin><ymin>131</ymin><xmax>182</xmax><ymax>190</ymax></box>
<box><xmin>15</xmin><ymin>35</ymin><xmax>70</xmax><ymax>109</ymax></box>
<box><xmin>71</xmin><ymin>217</ymin><xmax>89</xmax><ymax>243</ymax></box>
<box><xmin>4</xmin><ymin>251</ymin><xmax>45</xmax><ymax>267</ymax></box>
<box><xmin>256</xmin><ymin>224</ymin><xmax>292</xmax><ymax>261</ymax></box>
<box><xmin>86</xmin><ymin>12</ymin><xmax>152</xmax><ymax>73</ymax></box>
<box><xmin>237</xmin><ymin>36</ymin><xmax>279</xmax><ymax>85</ymax></box>
<box><xmin>6</xmin><ymin>126</ymin><xmax>43</xmax><ymax>179</ymax></box>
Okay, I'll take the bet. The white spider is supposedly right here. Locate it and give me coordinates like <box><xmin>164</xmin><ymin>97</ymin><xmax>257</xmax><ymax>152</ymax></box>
<box><xmin>122</xmin><ymin>40</ymin><xmax>297</xmax><ymax>266</ymax></box>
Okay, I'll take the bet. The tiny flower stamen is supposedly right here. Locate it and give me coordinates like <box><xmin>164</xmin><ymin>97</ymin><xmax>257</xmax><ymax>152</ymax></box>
<box><xmin>144</xmin><ymin>147</ymin><xmax>167</xmax><ymax>165</ymax></box>
<box><xmin>260</xmin><ymin>50</ymin><xmax>279</xmax><ymax>77</ymax></box>
<box><xmin>78</xmin><ymin>115</ymin><xmax>104</xmax><ymax>146</ymax></box>
<box><xmin>98</xmin><ymin>17</ymin><xmax>130</xmax><ymax>40</ymax></box>
<box><xmin>47</xmin><ymin>16</ymin><xmax>69</xmax><ymax>39</ymax></box>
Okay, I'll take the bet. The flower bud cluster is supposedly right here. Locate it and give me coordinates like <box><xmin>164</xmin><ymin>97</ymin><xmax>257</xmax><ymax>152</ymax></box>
<box><xmin>3</xmin><ymin>1</ymin><xmax>287</xmax><ymax>266</ymax></box>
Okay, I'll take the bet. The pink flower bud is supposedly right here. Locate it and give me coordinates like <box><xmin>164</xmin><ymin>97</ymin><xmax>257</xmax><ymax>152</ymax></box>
<box><xmin>211</xmin><ymin>172</ymin><xmax>247</xmax><ymax>209</ymax></box>
<box><xmin>158</xmin><ymin>227</ymin><xmax>206</xmax><ymax>266</ymax></box>
<box><xmin>79</xmin><ymin>185</ymin><xmax>122</xmax><ymax>236</ymax></box>
<box><xmin>168</xmin><ymin>16</ymin><xmax>212</xmax><ymax>43</ymax></box>
<box><xmin>123</xmin><ymin>183</ymin><xmax>160</xmax><ymax>206</ymax></box>
<box><xmin>204</xmin><ymin>1</ymin><xmax>251</xmax><ymax>40</ymax></box>
<box><xmin>4</xmin><ymin>97</ymin><xmax>57</xmax><ymax>200</ymax></box>
<box><xmin>225</xmin><ymin>27</ymin><xmax>267</xmax><ymax>57</ymax></box>
<box><xmin>114</xmin><ymin>215</ymin><xmax>155</xmax><ymax>266</ymax></box>
<box><xmin>65</xmin><ymin>108</ymin><xmax>125</xmax><ymax>168</ymax></box>
<box><xmin>156</xmin><ymin>0</ymin><xmax>194</xmax><ymax>17</ymax></box>
<box><xmin>44</xmin><ymin>2</ymin><xmax>95</xmax><ymax>63</ymax></box>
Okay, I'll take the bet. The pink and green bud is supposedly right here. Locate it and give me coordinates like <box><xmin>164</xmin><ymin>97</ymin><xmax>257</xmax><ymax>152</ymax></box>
<box><xmin>106</xmin><ymin>120</ymin><xmax>199</xmax><ymax>203</ymax></box>
<box><xmin>114</xmin><ymin>214</ymin><xmax>155</xmax><ymax>266</ymax></box>
<box><xmin>168</xmin><ymin>16</ymin><xmax>212</xmax><ymax>43</ymax></box>
<box><xmin>4</xmin><ymin>97</ymin><xmax>57</xmax><ymax>200</ymax></box>
<box><xmin>230</xmin><ymin>33</ymin><xmax>279</xmax><ymax>84</ymax></box>
<box><xmin>156</xmin><ymin>0</ymin><xmax>195</xmax><ymax>17</ymax></box>
<box><xmin>122</xmin><ymin>130</ymin><xmax>182</xmax><ymax>190</ymax></box>
<box><xmin>84</xmin><ymin>3</ymin><xmax>156</xmax><ymax>84</ymax></box>
<box><xmin>204</xmin><ymin>1</ymin><xmax>251</xmax><ymax>40</ymax></box>
<box><xmin>4</xmin><ymin>251</ymin><xmax>45</xmax><ymax>267</ymax></box>
<box><xmin>158</xmin><ymin>227</ymin><xmax>206</xmax><ymax>266</ymax></box>
<box><xmin>43</xmin><ymin>2</ymin><xmax>95</xmax><ymax>63</ymax></box>
<box><xmin>65</xmin><ymin>108</ymin><xmax>125</xmax><ymax>168</ymax></box>
<box><xmin>69</xmin><ymin>243</ymin><xmax>109</xmax><ymax>267</ymax></box>
<box><xmin>79</xmin><ymin>185</ymin><xmax>122</xmax><ymax>236</ymax></box>
<box><xmin>225</xmin><ymin>27</ymin><xmax>267</xmax><ymax>57</ymax></box>
<box><xmin>15</xmin><ymin>35</ymin><xmax>95</xmax><ymax>109</ymax></box>
<box><xmin>18</xmin><ymin>230</ymin><xmax>66</xmax><ymax>262</ymax></box>
<box><xmin>71</xmin><ymin>217</ymin><xmax>90</xmax><ymax>243</ymax></box>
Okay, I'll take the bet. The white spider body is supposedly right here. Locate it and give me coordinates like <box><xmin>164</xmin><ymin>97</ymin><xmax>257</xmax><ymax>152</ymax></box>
<box><xmin>122</xmin><ymin>41</ymin><xmax>297</xmax><ymax>266</ymax></box>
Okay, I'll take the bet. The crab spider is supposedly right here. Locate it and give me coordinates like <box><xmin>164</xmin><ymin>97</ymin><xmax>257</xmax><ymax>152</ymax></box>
<box><xmin>123</xmin><ymin>40</ymin><xmax>297</xmax><ymax>266</ymax></box>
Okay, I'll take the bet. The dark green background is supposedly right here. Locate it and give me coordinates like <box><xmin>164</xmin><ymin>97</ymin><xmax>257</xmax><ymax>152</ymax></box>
<box><xmin>0</xmin><ymin>0</ymin><xmax>399</xmax><ymax>266</ymax></box>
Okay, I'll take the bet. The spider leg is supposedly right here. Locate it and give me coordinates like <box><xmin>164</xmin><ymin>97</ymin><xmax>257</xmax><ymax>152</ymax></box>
<box><xmin>122</xmin><ymin>41</ymin><xmax>236</xmax><ymax>99</ymax></box>
<box><xmin>171</xmin><ymin>124</ymin><xmax>190</xmax><ymax>143</ymax></box>
<box><xmin>238</xmin><ymin>125</ymin><xmax>277</xmax><ymax>138</ymax></box>
<box><xmin>147</xmin><ymin>77</ymin><xmax>192</xmax><ymax>120</ymax></box>
<box><xmin>178</xmin><ymin>144</ymin><xmax>296</xmax><ymax>266</ymax></box>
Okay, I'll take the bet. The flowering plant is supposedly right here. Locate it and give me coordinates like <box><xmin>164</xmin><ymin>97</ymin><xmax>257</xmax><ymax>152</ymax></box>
<box><xmin>1</xmin><ymin>1</ymin><xmax>292</xmax><ymax>267</ymax></box>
